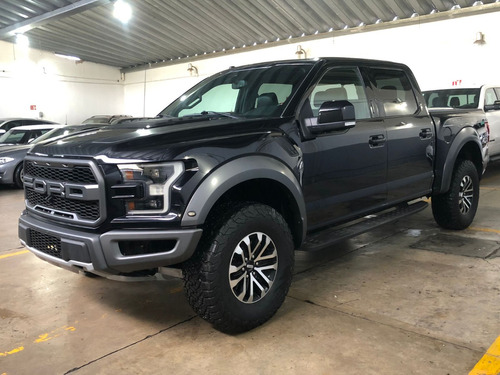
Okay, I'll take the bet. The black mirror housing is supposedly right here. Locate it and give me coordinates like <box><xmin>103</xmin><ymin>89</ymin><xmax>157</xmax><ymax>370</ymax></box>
<box><xmin>308</xmin><ymin>100</ymin><xmax>356</xmax><ymax>134</ymax></box>
<box><xmin>485</xmin><ymin>100</ymin><xmax>500</xmax><ymax>112</ymax></box>
<box><xmin>318</xmin><ymin>100</ymin><xmax>355</xmax><ymax>124</ymax></box>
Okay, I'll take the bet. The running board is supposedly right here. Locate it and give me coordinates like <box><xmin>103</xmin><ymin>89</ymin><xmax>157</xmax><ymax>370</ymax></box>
<box><xmin>301</xmin><ymin>200</ymin><xmax>428</xmax><ymax>252</ymax></box>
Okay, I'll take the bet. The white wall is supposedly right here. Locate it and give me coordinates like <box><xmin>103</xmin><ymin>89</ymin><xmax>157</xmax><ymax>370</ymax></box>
<box><xmin>1</xmin><ymin>10</ymin><xmax>499</xmax><ymax>121</ymax></box>
<box><xmin>124</xmin><ymin>10</ymin><xmax>500</xmax><ymax>117</ymax></box>
<box><xmin>0</xmin><ymin>40</ymin><xmax>123</xmax><ymax>124</ymax></box>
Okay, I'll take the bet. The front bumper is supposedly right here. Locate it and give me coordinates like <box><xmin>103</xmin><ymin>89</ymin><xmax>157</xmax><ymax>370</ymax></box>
<box><xmin>0</xmin><ymin>162</ymin><xmax>15</xmax><ymax>184</ymax></box>
<box><xmin>19</xmin><ymin>212</ymin><xmax>202</xmax><ymax>278</ymax></box>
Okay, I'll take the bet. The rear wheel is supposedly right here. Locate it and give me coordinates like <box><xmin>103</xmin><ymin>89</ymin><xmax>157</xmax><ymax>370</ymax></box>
<box><xmin>432</xmin><ymin>159</ymin><xmax>479</xmax><ymax>230</ymax></box>
<box><xmin>183</xmin><ymin>203</ymin><xmax>294</xmax><ymax>333</ymax></box>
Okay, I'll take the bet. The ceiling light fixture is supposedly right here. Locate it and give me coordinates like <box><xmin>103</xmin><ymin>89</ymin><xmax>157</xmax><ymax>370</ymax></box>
<box><xmin>55</xmin><ymin>53</ymin><xmax>81</xmax><ymax>61</ymax></box>
<box><xmin>15</xmin><ymin>34</ymin><xmax>29</xmax><ymax>48</ymax></box>
<box><xmin>187</xmin><ymin>63</ymin><xmax>198</xmax><ymax>76</ymax></box>
<box><xmin>113</xmin><ymin>0</ymin><xmax>132</xmax><ymax>24</ymax></box>
<box><xmin>473</xmin><ymin>31</ymin><xmax>486</xmax><ymax>45</ymax></box>
<box><xmin>295</xmin><ymin>45</ymin><xmax>306</xmax><ymax>59</ymax></box>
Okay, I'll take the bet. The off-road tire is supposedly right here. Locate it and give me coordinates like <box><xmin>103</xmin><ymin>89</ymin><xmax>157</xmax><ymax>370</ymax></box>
<box><xmin>432</xmin><ymin>159</ymin><xmax>479</xmax><ymax>230</ymax></box>
<box><xmin>183</xmin><ymin>202</ymin><xmax>294</xmax><ymax>334</ymax></box>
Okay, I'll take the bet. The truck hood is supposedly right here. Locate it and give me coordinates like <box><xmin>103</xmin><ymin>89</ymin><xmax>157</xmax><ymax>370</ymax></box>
<box><xmin>27</xmin><ymin>117</ymin><xmax>290</xmax><ymax>161</ymax></box>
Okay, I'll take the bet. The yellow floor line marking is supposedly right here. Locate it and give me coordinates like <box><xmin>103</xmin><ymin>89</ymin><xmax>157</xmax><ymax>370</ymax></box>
<box><xmin>469</xmin><ymin>336</ymin><xmax>500</xmax><ymax>375</ymax></box>
<box><xmin>481</xmin><ymin>187</ymin><xmax>500</xmax><ymax>191</ymax></box>
<box><xmin>1</xmin><ymin>324</ymin><xmax>77</xmax><ymax>359</ymax></box>
<box><xmin>0</xmin><ymin>346</ymin><xmax>24</xmax><ymax>357</ymax></box>
<box><xmin>468</xmin><ymin>227</ymin><xmax>500</xmax><ymax>235</ymax></box>
<box><xmin>0</xmin><ymin>250</ymin><xmax>29</xmax><ymax>260</ymax></box>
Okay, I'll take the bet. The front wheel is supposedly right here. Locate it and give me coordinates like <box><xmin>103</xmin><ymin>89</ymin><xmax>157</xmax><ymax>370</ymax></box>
<box><xmin>13</xmin><ymin>163</ymin><xmax>24</xmax><ymax>189</ymax></box>
<box><xmin>432</xmin><ymin>159</ymin><xmax>479</xmax><ymax>230</ymax></box>
<box><xmin>183</xmin><ymin>203</ymin><xmax>294</xmax><ymax>333</ymax></box>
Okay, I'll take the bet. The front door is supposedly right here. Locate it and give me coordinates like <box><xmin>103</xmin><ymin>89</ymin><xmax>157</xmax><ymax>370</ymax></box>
<box><xmin>300</xmin><ymin>66</ymin><xmax>387</xmax><ymax>230</ymax></box>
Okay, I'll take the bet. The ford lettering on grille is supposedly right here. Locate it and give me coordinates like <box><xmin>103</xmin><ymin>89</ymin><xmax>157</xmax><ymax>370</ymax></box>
<box><xmin>23</xmin><ymin>157</ymin><xmax>106</xmax><ymax>227</ymax></box>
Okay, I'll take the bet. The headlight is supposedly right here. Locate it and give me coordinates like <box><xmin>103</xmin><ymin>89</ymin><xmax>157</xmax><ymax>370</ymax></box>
<box><xmin>0</xmin><ymin>157</ymin><xmax>15</xmax><ymax>165</ymax></box>
<box><xmin>117</xmin><ymin>162</ymin><xmax>184</xmax><ymax>215</ymax></box>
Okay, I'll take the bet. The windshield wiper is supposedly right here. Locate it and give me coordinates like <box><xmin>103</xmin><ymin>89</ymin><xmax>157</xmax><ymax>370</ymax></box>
<box><xmin>199</xmin><ymin>111</ymin><xmax>241</xmax><ymax>119</ymax></box>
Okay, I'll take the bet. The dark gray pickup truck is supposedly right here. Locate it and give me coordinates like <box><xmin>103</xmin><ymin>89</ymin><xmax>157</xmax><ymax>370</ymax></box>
<box><xmin>18</xmin><ymin>58</ymin><xmax>489</xmax><ymax>333</ymax></box>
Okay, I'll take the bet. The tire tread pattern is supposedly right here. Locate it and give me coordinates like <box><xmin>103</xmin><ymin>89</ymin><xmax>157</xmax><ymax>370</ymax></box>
<box><xmin>183</xmin><ymin>202</ymin><xmax>294</xmax><ymax>333</ymax></box>
<box><xmin>432</xmin><ymin>159</ymin><xmax>479</xmax><ymax>230</ymax></box>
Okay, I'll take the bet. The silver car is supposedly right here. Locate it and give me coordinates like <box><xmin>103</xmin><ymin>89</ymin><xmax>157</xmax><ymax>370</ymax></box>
<box><xmin>0</xmin><ymin>124</ymin><xmax>63</xmax><ymax>147</ymax></box>
<box><xmin>0</xmin><ymin>124</ymin><xmax>102</xmax><ymax>188</ymax></box>
<box><xmin>0</xmin><ymin>118</ymin><xmax>57</xmax><ymax>135</ymax></box>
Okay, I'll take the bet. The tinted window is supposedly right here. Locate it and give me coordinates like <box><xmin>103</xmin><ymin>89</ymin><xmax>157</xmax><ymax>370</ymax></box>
<box><xmin>306</xmin><ymin>67</ymin><xmax>370</xmax><ymax>119</ymax></box>
<box><xmin>423</xmin><ymin>88</ymin><xmax>480</xmax><ymax>109</ymax></box>
<box><xmin>369</xmin><ymin>68</ymin><xmax>418</xmax><ymax>116</ymax></box>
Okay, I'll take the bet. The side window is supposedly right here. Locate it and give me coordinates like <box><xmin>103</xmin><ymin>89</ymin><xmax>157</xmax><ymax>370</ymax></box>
<box><xmin>306</xmin><ymin>67</ymin><xmax>370</xmax><ymax>119</ymax></box>
<box><xmin>368</xmin><ymin>68</ymin><xmax>418</xmax><ymax>116</ymax></box>
<box><xmin>178</xmin><ymin>84</ymin><xmax>238</xmax><ymax>116</ymax></box>
<box><xmin>485</xmin><ymin>88</ymin><xmax>498</xmax><ymax>106</ymax></box>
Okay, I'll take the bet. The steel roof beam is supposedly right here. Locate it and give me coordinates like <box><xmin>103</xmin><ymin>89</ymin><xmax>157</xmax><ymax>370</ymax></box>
<box><xmin>0</xmin><ymin>0</ymin><xmax>110</xmax><ymax>39</ymax></box>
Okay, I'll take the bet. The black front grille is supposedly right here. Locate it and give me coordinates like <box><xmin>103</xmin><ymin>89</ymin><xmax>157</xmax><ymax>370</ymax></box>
<box><xmin>29</xmin><ymin>230</ymin><xmax>62</xmax><ymax>259</ymax></box>
<box><xmin>26</xmin><ymin>188</ymin><xmax>100</xmax><ymax>220</ymax></box>
<box><xmin>24</xmin><ymin>158</ymin><xmax>104</xmax><ymax>225</ymax></box>
<box><xmin>24</xmin><ymin>161</ymin><xmax>96</xmax><ymax>184</ymax></box>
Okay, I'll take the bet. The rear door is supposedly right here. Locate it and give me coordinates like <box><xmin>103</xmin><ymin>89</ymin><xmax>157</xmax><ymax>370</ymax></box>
<box><xmin>364</xmin><ymin>67</ymin><xmax>434</xmax><ymax>204</ymax></box>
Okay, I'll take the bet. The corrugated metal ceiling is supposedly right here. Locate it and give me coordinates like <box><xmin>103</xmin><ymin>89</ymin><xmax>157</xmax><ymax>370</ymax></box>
<box><xmin>0</xmin><ymin>0</ymin><xmax>498</xmax><ymax>72</ymax></box>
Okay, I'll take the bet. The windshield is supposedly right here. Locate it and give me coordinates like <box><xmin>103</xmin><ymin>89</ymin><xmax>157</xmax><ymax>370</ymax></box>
<box><xmin>424</xmin><ymin>88</ymin><xmax>480</xmax><ymax>109</ymax></box>
<box><xmin>0</xmin><ymin>128</ymin><xmax>50</xmax><ymax>145</ymax></box>
<box><xmin>158</xmin><ymin>63</ymin><xmax>314</xmax><ymax>119</ymax></box>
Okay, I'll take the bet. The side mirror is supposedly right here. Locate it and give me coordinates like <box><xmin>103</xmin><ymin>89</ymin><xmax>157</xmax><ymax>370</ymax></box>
<box><xmin>0</xmin><ymin>129</ymin><xmax>5</xmax><ymax>135</ymax></box>
<box><xmin>485</xmin><ymin>100</ymin><xmax>500</xmax><ymax>112</ymax></box>
<box><xmin>309</xmin><ymin>100</ymin><xmax>356</xmax><ymax>134</ymax></box>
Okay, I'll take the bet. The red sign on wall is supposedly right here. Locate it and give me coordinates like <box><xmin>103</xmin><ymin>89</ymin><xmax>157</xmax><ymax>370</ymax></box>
<box><xmin>451</xmin><ymin>80</ymin><xmax>462</xmax><ymax>86</ymax></box>
<box><xmin>30</xmin><ymin>105</ymin><xmax>37</xmax><ymax>110</ymax></box>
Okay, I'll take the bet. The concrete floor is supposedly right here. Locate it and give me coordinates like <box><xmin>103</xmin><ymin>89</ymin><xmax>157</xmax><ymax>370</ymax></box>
<box><xmin>1</xmin><ymin>165</ymin><xmax>500</xmax><ymax>375</ymax></box>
